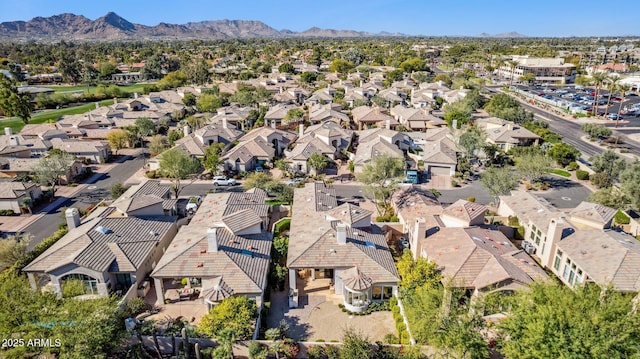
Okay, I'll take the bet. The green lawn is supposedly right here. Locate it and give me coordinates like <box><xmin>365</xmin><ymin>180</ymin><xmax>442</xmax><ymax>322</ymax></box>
<box><xmin>42</xmin><ymin>84</ymin><xmax>150</xmax><ymax>94</ymax></box>
<box><xmin>549</xmin><ymin>168</ymin><xmax>571</xmax><ymax>178</ymax></box>
<box><xmin>0</xmin><ymin>99</ymin><xmax>114</xmax><ymax>133</ymax></box>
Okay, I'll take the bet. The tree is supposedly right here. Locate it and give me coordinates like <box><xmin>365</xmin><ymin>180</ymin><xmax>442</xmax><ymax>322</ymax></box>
<box><xmin>581</xmin><ymin>123</ymin><xmax>612</xmax><ymax>140</ymax></box>
<box><xmin>185</xmin><ymin>59</ymin><xmax>210</xmax><ymax>85</ymax></box>
<box><xmin>204</xmin><ymin>143</ymin><xmax>224</xmax><ymax>174</ymax></box>
<box><xmin>110</xmin><ymin>182</ymin><xmax>129</xmax><ymax>199</ymax></box>
<box><xmin>443</xmin><ymin>103</ymin><xmax>472</xmax><ymax>129</ymax></box>
<box><xmin>548</xmin><ymin>143</ymin><xmax>580</xmax><ymax>167</ymax></box>
<box><xmin>615</xmin><ymin>83</ymin><xmax>632</xmax><ymax>127</ymax></box>
<box><xmin>283</xmin><ymin>108</ymin><xmax>305</xmax><ymax>124</ymax></box>
<box><xmin>300</xmin><ymin>71</ymin><xmax>317</xmax><ymax>84</ymax></box>
<box><xmin>497</xmin><ymin>282</ymin><xmax>640</xmax><ymax>358</ymax></box>
<box><xmin>507</xmin><ymin>59</ymin><xmax>519</xmax><ymax>88</ymax></box>
<box><xmin>148</xmin><ymin>135</ymin><xmax>167</xmax><ymax>156</ymax></box>
<box><xmin>433</xmin><ymin>73</ymin><xmax>453</xmax><ymax>87</ymax></box>
<box><xmin>590</xmin><ymin>149</ymin><xmax>626</xmax><ymax>182</ymax></box>
<box><xmin>167</xmin><ymin>129</ymin><xmax>183</xmax><ymax>146</ymax></box>
<box><xmin>591</xmin><ymin>72</ymin><xmax>609</xmax><ymax>114</ymax></box>
<box><xmin>480</xmin><ymin>167</ymin><xmax>520</xmax><ymax>204</ymax></box>
<box><xmin>484</xmin><ymin>93</ymin><xmax>532</xmax><ymax>123</ymax></box>
<box><xmin>588</xmin><ymin>187</ymin><xmax>631</xmax><ymax>209</ymax></box>
<box><xmin>431</xmin><ymin>314</ymin><xmax>488</xmax><ymax>359</ymax></box>
<box><xmin>106</xmin><ymin>129</ymin><xmax>129</xmax><ymax>155</ymax></box>
<box><xmin>458</xmin><ymin>125</ymin><xmax>486</xmax><ymax>160</ymax></box>
<box><xmin>277</xmin><ymin>63</ymin><xmax>295</xmax><ymax>74</ymax></box>
<box><xmin>31</xmin><ymin>150</ymin><xmax>76</xmax><ymax>198</ymax></box>
<box><xmin>198</xmin><ymin>296</ymin><xmax>257</xmax><ymax>340</ymax></box>
<box><xmin>158</xmin><ymin>148</ymin><xmax>200</xmax><ymax>198</ymax></box>
<box><xmin>329</xmin><ymin>59</ymin><xmax>355</xmax><ymax>73</ymax></box>
<box><xmin>340</xmin><ymin>328</ymin><xmax>373</xmax><ymax>359</ymax></box>
<box><xmin>307</xmin><ymin>153</ymin><xmax>331</xmax><ymax>175</ymax></box>
<box><xmin>396</xmin><ymin>250</ymin><xmax>441</xmax><ymax>291</ymax></box>
<box><xmin>135</xmin><ymin>117</ymin><xmax>156</xmax><ymax>142</ymax></box>
<box><xmin>620</xmin><ymin>160</ymin><xmax>640</xmax><ymax>209</ymax></box>
<box><xmin>0</xmin><ymin>273</ymin><xmax>125</xmax><ymax>358</ymax></box>
<box><xmin>515</xmin><ymin>153</ymin><xmax>553</xmax><ymax>183</ymax></box>
<box><xmin>357</xmin><ymin>153</ymin><xmax>406</xmax><ymax>216</ymax></box>
<box><xmin>519</xmin><ymin>72</ymin><xmax>536</xmax><ymax>85</ymax></box>
<box><xmin>243</xmin><ymin>172</ymin><xmax>274</xmax><ymax>191</ymax></box>
<box><xmin>0</xmin><ymin>73</ymin><xmax>32</xmax><ymax>123</ymax></box>
<box><xmin>182</xmin><ymin>92</ymin><xmax>197</xmax><ymax>107</ymax></box>
<box><xmin>197</xmin><ymin>93</ymin><xmax>224</xmax><ymax>112</ymax></box>
<box><xmin>0</xmin><ymin>233</ymin><xmax>31</xmax><ymax>269</ymax></box>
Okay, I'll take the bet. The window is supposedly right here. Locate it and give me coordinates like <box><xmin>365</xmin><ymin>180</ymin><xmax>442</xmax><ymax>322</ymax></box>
<box><xmin>372</xmin><ymin>286</ymin><xmax>393</xmax><ymax>300</ymax></box>
<box><xmin>576</xmin><ymin>269</ymin><xmax>583</xmax><ymax>284</ymax></box>
<box><xmin>554</xmin><ymin>255</ymin><xmax>561</xmax><ymax>271</ymax></box>
<box><xmin>563</xmin><ymin>265</ymin><xmax>570</xmax><ymax>280</ymax></box>
<box><xmin>372</xmin><ymin>286</ymin><xmax>382</xmax><ymax>300</ymax></box>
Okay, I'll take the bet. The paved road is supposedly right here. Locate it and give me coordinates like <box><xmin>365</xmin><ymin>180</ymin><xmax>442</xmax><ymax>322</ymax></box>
<box><xmin>486</xmin><ymin>86</ymin><xmax>640</xmax><ymax>159</ymax></box>
<box><xmin>23</xmin><ymin>155</ymin><xmax>146</xmax><ymax>248</ymax></box>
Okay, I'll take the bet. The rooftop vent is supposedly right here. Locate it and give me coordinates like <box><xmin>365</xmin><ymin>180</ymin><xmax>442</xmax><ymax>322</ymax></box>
<box><xmin>149</xmin><ymin>231</ymin><xmax>158</xmax><ymax>236</ymax></box>
<box><xmin>472</xmin><ymin>236</ymin><xmax>484</xmax><ymax>243</ymax></box>
<box><xmin>196</xmin><ymin>262</ymin><xmax>203</xmax><ymax>268</ymax></box>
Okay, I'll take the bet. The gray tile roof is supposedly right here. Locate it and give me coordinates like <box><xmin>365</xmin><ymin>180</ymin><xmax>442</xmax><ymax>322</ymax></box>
<box><xmin>222</xmin><ymin>209</ymin><xmax>264</xmax><ymax>234</ymax></box>
<box><xmin>442</xmin><ymin>200</ymin><xmax>487</xmax><ymax>224</ymax></box>
<box><xmin>325</xmin><ymin>203</ymin><xmax>373</xmax><ymax>225</ymax></box>
<box><xmin>24</xmin><ymin>216</ymin><xmax>176</xmax><ymax>274</ymax></box>
<box><xmin>569</xmin><ymin>201</ymin><xmax>616</xmax><ymax>228</ymax></box>
<box><xmin>151</xmin><ymin>191</ymin><xmax>272</xmax><ymax>295</ymax></box>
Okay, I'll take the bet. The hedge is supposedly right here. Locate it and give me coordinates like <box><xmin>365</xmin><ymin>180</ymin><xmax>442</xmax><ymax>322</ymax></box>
<box><xmin>576</xmin><ymin>170</ymin><xmax>590</xmax><ymax>180</ymax></box>
<box><xmin>274</xmin><ymin>218</ymin><xmax>291</xmax><ymax>235</ymax></box>
<box><xmin>2</xmin><ymin>226</ymin><xmax>69</xmax><ymax>278</ymax></box>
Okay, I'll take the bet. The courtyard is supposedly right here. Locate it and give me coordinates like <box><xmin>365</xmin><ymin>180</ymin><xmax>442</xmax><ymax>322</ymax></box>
<box><xmin>266</xmin><ymin>277</ymin><xmax>396</xmax><ymax>342</ymax></box>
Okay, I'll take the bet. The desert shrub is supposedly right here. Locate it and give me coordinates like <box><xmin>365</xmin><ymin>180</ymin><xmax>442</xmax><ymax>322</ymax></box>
<box><xmin>576</xmin><ymin>170</ymin><xmax>590</xmax><ymax>180</ymax></box>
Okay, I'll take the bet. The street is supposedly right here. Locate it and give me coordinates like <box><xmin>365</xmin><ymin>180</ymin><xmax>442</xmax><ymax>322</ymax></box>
<box><xmin>23</xmin><ymin>155</ymin><xmax>146</xmax><ymax>248</ymax></box>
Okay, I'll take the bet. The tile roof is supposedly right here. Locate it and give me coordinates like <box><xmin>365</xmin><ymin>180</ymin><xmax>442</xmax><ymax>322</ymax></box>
<box><xmin>287</xmin><ymin>182</ymin><xmax>399</xmax><ymax>284</ymax></box>
<box><xmin>286</xmin><ymin>138</ymin><xmax>335</xmax><ymax>161</ymax></box>
<box><xmin>151</xmin><ymin>191</ymin><xmax>272</xmax><ymax>295</ymax></box>
<box><xmin>421</xmin><ymin>226</ymin><xmax>547</xmax><ymax>290</ymax></box>
<box><xmin>222</xmin><ymin>208</ymin><xmax>264</xmax><ymax>234</ymax></box>
<box><xmin>569</xmin><ymin>201</ymin><xmax>616</xmax><ymax>228</ymax></box>
<box><xmin>113</xmin><ymin>194</ymin><xmax>163</xmax><ymax>214</ymax></box>
<box><xmin>422</xmin><ymin>138</ymin><xmax>458</xmax><ymax>164</ymax></box>
<box><xmin>442</xmin><ymin>200</ymin><xmax>487</xmax><ymax>224</ymax></box>
<box><xmin>0</xmin><ymin>181</ymin><xmax>39</xmax><ymax>199</ymax></box>
<box><xmin>24</xmin><ymin>216</ymin><xmax>176</xmax><ymax>274</ymax></box>
<box><xmin>557</xmin><ymin>229</ymin><xmax>640</xmax><ymax>292</ymax></box>
<box><xmin>325</xmin><ymin>203</ymin><xmax>373</xmax><ymax>226</ymax></box>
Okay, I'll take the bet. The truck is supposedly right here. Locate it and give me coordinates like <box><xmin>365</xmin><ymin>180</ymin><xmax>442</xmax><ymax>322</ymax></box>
<box><xmin>405</xmin><ymin>170</ymin><xmax>419</xmax><ymax>184</ymax></box>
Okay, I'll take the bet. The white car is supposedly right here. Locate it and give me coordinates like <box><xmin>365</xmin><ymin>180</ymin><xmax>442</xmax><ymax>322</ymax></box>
<box><xmin>185</xmin><ymin>196</ymin><xmax>202</xmax><ymax>211</ymax></box>
<box><xmin>212</xmin><ymin>176</ymin><xmax>236</xmax><ymax>186</ymax></box>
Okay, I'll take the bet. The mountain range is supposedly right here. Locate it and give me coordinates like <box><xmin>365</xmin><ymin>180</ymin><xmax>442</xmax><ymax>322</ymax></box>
<box><xmin>0</xmin><ymin>12</ymin><xmax>409</xmax><ymax>41</ymax></box>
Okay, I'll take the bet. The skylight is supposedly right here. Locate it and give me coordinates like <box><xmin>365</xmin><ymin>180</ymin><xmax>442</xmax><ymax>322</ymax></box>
<box><xmin>94</xmin><ymin>226</ymin><xmax>112</xmax><ymax>234</ymax></box>
<box><xmin>472</xmin><ymin>236</ymin><xmax>484</xmax><ymax>243</ymax></box>
<box><xmin>241</xmin><ymin>249</ymin><xmax>253</xmax><ymax>257</ymax></box>
<box><xmin>365</xmin><ymin>241</ymin><xmax>376</xmax><ymax>248</ymax></box>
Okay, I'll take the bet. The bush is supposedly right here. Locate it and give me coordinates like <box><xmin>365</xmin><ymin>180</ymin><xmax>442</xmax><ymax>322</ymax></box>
<box><xmin>126</xmin><ymin>297</ymin><xmax>148</xmax><ymax>317</ymax></box>
<box><xmin>62</xmin><ymin>279</ymin><xmax>85</xmax><ymax>297</ymax></box>
<box><xmin>145</xmin><ymin>170</ymin><xmax>158</xmax><ymax>179</ymax></box>
<box><xmin>0</xmin><ymin>209</ymin><xmax>16</xmax><ymax>216</ymax></box>
<box><xmin>614</xmin><ymin>210</ymin><xmax>630</xmax><ymax>225</ymax></box>
<box><xmin>307</xmin><ymin>345</ymin><xmax>326</xmax><ymax>359</ymax></box>
<box><xmin>274</xmin><ymin>218</ymin><xmax>291</xmax><ymax>235</ymax></box>
<box><xmin>467</xmin><ymin>196</ymin><xmax>476</xmax><ymax>202</ymax></box>
<box><xmin>576</xmin><ymin>170</ymin><xmax>590</xmax><ymax>180</ymax></box>
<box><xmin>567</xmin><ymin>161</ymin><xmax>579</xmax><ymax>171</ymax></box>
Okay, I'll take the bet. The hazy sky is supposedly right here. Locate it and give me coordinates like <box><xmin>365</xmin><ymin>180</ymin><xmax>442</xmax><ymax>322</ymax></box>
<box><xmin>1</xmin><ymin>0</ymin><xmax>637</xmax><ymax>37</ymax></box>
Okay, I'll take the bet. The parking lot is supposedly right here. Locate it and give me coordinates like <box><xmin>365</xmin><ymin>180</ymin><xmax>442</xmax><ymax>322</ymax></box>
<box><xmin>515</xmin><ymin>83</ymin><xmax>640</xmax><ymax>126</ymax></box>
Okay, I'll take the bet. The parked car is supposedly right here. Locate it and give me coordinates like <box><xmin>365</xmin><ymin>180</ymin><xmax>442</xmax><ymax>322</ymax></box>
<box><xmin>286</xmin><ymin>177</ymin><xmax>305</xmax><ymax>186</ymax></box>
<box><xmin>255</xmin><ymin>166</ymin><xmax>264</xmax><ymax>172</ymax></box>
<box><xmin>185</xmin><ymin>196</ymin><xmax>202</xmax><ymax>211</ymax></box>
<box><xmin>607</xmin><ymin>113</ymin><xmax>620</xmax><ymax>120</ymax></box>
<box><xmin>212</xmin><ymin>176</ymin><xmax>236</xmax><ymax>186</ymax></box>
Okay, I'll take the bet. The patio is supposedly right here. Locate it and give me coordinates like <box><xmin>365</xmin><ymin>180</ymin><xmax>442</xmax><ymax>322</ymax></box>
<box><xmin>141</xmin><ymin>281</ymin><xmax>209</xmax><ymax>326</ymax></box>
<box><xmin>267</xmin><ymin>276</ymin><xmax>396</xmax><ymax>342</ymax></box>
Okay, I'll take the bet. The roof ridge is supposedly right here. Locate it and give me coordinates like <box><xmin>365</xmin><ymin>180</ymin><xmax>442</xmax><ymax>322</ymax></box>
<box><xmin>222</xmin><ymin>246</ymin><xmax>262</xmax><ymax>290</ymax></box>
<box><xmin>106</xmin><ymin>242</ymin><xmax>136</xmax><ymax>271</ymax></box>
<box><xmin>152</xmin><ymin>231</ymin><xmax>206</xmax><ymax>275</ymax></box>
<box><xmin>287</xmin><ymin>227</ymin><xmax>332</xmax><ymax>267</ymax></box>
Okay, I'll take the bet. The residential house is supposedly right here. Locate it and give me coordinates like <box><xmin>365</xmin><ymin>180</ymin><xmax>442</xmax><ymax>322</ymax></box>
<box><xmin>151</xmin><ymin>189</ymin><xmax>271</xmax><ymax>309</ymax></box>
<box><xmin>50</xmin><ymin>138</ymin><xmax>111</xmax><ymax>163</ymax></box>
<box><xmin>23</xmin><ymin>206</ymin><xmax>178</xmax><ymax>298</ymax></box>
<box><xmin>377</xmin><ymin>87</ymin><xmax>406</xmax><ymax>107</ymax></box>
<box><xmin>287</xmin><ymin>182</ymin><xmax>400</xmax><ymax>312</ymax></box>
<box><xmin>211</xmin><ymin>106</ymin><xmax>252</xmax><ymax>131</ymax></box>
<box><xmin>273</xmin><ymin>87</ymin><xmax>309</xmax><ymax>105</ymax></box>
<box><xmin>0</xmin><ymin>157</ymin><xmax>85</xmax><ymax>184</ymax></box>
<box><xmin>264</xmin><ymin>104</ymin><xmax>302</xmax><ymax>127</ymax></box>
<box><xmin>353</xmin><ymin>128</ymin><xmax>411</xmax><ymax>173</ymax></box>
<box><xmin>442</xmin><ymin>88</ymin><xmax>469</xmax><ymax>104</ymax></box>
<box><xmin>308</xmin><ymin>105</ymin><xmax>350</xmax><ymax>125</ymax></box>
<box><xmin>174</xmin><ymin>121</ymin><xmax>243</xmax><ymax>158</ymax></box>
<box><xmin>352</xmin><ymin>106</ymin><xmax>394</xmax><ymax>130</ymax></box>
<box><xmin>305</xmin><ymin>86</ymin><xmax>336</xmax><ymax>105</ymax></box>
<box><xmin>0</xmin><ymin>181</ymin><xmax>42</xmax><ymax>214</ymax></box>
<box><xmin>222</xmin><ymin>126</ymin><xmax>297</xmax><ymax>172</ymax></box>
<box><xmin>421</xmin><ymin>128</ymin><xmax>459</xmax><ymax>177</ymax></box>
<box><xmin>392</xmin><ymin>187</ymin><xmax>547</xmax><ymax>297</ymax></box>
<box><xmin>110</xmin><ymin>180</ymin><xmax>178</xmax><ymax>217</ymax></box>
<box><xmin>390</xmin><ymin>105</ymin><xmax>446</xmax><ymax>131</ymax></box>
<box><xmin>476</xmin><ymin>117</ymin><xmax>540</xmax><ymax>151</ymax></box>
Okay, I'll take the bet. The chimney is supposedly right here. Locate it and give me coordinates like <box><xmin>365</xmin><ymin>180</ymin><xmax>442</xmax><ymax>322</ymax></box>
<box><xmin>336</xmin><ymin>223</ymin><xmax>347</xmax><ymax>245</ymax></box>
<box><xmin>222</xmin><ymin>118</ymin><xmax>228</xmax><ymax>129</ymax></box>
<box><xmin>134</xmin><ymin>92</ymin><xmax>139</xmax><ymax>99</ymax></box>
<box><xmin>385</xmin><ymin>119</ymin><xmax>391</xmax><ymax>130</ymax></box>
<box><xmin>8</xmin><ymin>136</ymin><xmax>19</xmax><ymax>146</ymax></box>
<box><xmin>540</xmin><ymin>217</ymin><xmax>570</xmax><ymax>269</ymax></box>
<box><xmin>95</xmin><ymin>102</ymin><xmax>100</xmax><ymax>109</ymax></box>
<box><xmin>299</xmin><ymin>123</ymin><xmax>304</xmax><ymax>137</ymax></box>
<box><xmin>412</xmin><ymin>217</ymin><xmax>427</xmax><ymax>259</ymax></box>
<box><xmin>271</xmin><ymin>120</ymin><xmax>276</xmax><ymax>129</ymax></box>
<box><xmin>506</xmin><ymin>123</ymin><xmax>514</xmax><ymax>131</ymax></box>
<box><xmin>65</xmin><ymin>208</ymin><xmax>81</xmax><ymax>229</ymax></box>
<box><xmin>207</xmin><ymin>227</ymin><xmax>219</xmax><ymax>253</ymax></box>
<box><xmin>113</xmin><ymin>97</ymin><xmax>117</xmax><ymax>104</ymax></box>
<box><xmin>4</xmin><ymin>127</ymin><xmax>12</xmax><ymax>136</ymax></box>
<box><xmin>183</xmin><ymin>125</ymin><xmax>191</xmax><ymax>136</ymax></box>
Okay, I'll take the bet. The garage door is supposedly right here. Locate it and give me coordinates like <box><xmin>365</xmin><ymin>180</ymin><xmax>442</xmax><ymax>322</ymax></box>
<box><xmin>429</xmin><ymin>165</ymin><xmax>451</xmax><ymax>176</ymax></box>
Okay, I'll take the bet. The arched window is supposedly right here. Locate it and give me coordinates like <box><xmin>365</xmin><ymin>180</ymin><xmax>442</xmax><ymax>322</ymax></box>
<box><xmin>61</xmin><ymin>273</ymin><xmax>99</xmax><ymax>295</ymax></box>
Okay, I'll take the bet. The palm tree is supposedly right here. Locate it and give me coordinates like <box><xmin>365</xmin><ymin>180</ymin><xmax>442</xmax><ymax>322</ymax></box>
<box><xmin>507</xmin><ymin>60</ymin><xmax>520</xmax><ymax>88</ymax></box>
<box><xmin>591</xmin><ymin>72</ymin><xmax>608</xmax><ymax>115</ymax></box>
<box><xmin>603</xmin><ymin>75</ymin><xmax>620</xmax><ymax>117</ymax></box>
<box><xmin>615</xmin><ymin>83</ymin><xmax>632</xmax><ymax>128</ymax></box>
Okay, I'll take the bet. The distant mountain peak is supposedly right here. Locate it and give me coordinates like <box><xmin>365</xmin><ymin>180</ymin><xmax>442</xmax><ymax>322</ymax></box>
<box><xmin>476</xmin><ymin>31</ymin><xmax>527</xmax><ymax>38</ymax></box>
<box><xmin>0</xmin><ymin>12</ymin><xmax>409</xmax><ymax>40</ymax></box>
